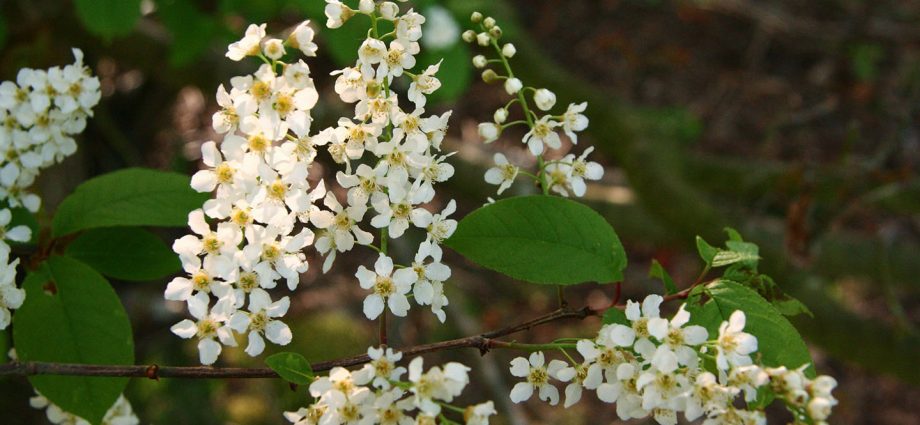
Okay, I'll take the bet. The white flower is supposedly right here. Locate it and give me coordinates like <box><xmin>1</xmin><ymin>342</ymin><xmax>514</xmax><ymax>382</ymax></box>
<box><xmin>715</xmin><ymin>310</ymin><xmax>757</xmax><ymax>370</ymax></box>
<box><xmin>554</xmin><ymin>359</ymin><xmax>603</xmax><ymax>408</ymax></box>
<box><xmin>562</xmin><ymin>102</ymin><xmax>589</xmax><ymax>143</ymax></box>
<box><xmin>289</xmin><ymin>21</ymin><xmax>319</xmax><ymax>56</ymax></box>
<box><xmin>325</xmin><ymin>0</ymin><xmax>354</xmax><ymax>29</ymax></box>
<box><xmin>493</xmin><ymin>108</ymin><xmax>508</xmax><ymax>124</ymax></box>
<box><xmin>657</xmin><ymin>304</ymin><xmax>708</xmax><ymax>367</ymax></box>
<box><xmin>228</xmin><ymin>288</ymin><xmax>292</xmax><ymax>356</ymax></box>
<box><xmin>522</xmin><ymin>115</ymin><xmax>561</xmax><ymax>155</ymax></box>
<box><xmin>407</xmin><ymin>357</ymin><xmax>470</xmax><ymax>415</ymax></box>
<box><xmin>484</xmin><ymin>153</ymin><xmax>518</xmax><ymax>194</ymax></box>
<box><xmin>508</xmin><ymin>352</ymin><xmax>564</xmax><ymax>405</ymax></box>
<box><xmin>356</xmin><ymin>254</ymin><xmax>415</xmax><ymax>319</ymax></box>
<box><xmin>567</xmin><ymin>147</ymin><xmax>604</xmax><ymax>196</ymax></box>
<box><xmin>533</xmin><ymin>88</ymin><xmax>556</xmax><ymax>111</ymax></box>
<box><xmin>170</xmin><ymin>293</ymin><xmax>237</xmax><ymax>365</ymax></box>
<box><xmin>227</xmin><ymin>23</ymin><xmax>266</xmax><ymax>61</ymax></box>
<box><xmin>477</xmin><ymin>122</ymin><xmax>501</xmax><ymax>143</ymax></box>
<box><xmin>396</xmin><ymin>9</ymin><xmax>426</xmax><ymax>42</ymax></box>
<box><xmin>472</xmin><ymin>55</ymin><xmax>487</xmax><ymax>69</ymax></box>
<box><xmin>464</xmin><ymin>401</ymin><xmax>497</xmax><ymax>425</ymax></box>
<box><xmin>609</xmin><ymin>294</ymin><xmax>669</xmax><ymax>349</ymax></box>
<box><xmin>410</xmin><ymin>199</ymin><xmax>457</xmax><ymax>245</ymax></box>
<box><xmin>0</xmin><ymin>208</ymin><xmax>31</xmax><ymax>243</ymax></box>
<box><xmin>357</xmin><ymin>346</ymin><xmax>407</xmax><ymax>389</ymax></box>
<box><xmin>262</xmin><ymin>38</ymin><xmax>286</xmax><ymax>60</ymax></box>
<box><xmin>504</xmin><ymin>77</ymin><xmax>522</xmax><ymax>95</ymax></box>
<box><xmin>408</xmin><ymin>61</ymin><xmax>442</xmax><ymax>109</ymax></box>
<box><xmin>370</xmin><ymin>190</ymin><xmax>421</xmax><ymax>239</ymax></box>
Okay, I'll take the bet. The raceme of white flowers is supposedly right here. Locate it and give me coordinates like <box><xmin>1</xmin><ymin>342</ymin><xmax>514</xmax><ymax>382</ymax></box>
<box><xmin>0</xmin><ymin>49</ymin><xmax>98</xmax><ymax>331</ymax></box>
<box><xmin>506</xmin><ymin>295</ymin><xmax>838</xmax><ymax>425</ymax></box>
<box><xmin>284</xmin><ymin>345</ymin><xmax>494</xmax><ymax>425</ymax></box>
<box><xmin>168</xmin><ymin>1</ymin><xmax>460</xmax><ymax>366</ymax></box>
<box><xmin>463</xmin><ymin>14</ymin><xmax>600</xmax><ymax>198</ymax></box>
<box><xmin>0</xmin><ymin>48</ymin><xmax>101</xmax><ymax>212</ymax></box>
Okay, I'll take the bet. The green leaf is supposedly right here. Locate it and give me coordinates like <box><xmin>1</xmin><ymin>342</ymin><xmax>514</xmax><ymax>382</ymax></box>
<box><xmin>602</xmin><ymin>307</ymin><xmax>628</xmax><ymax>326</ymax></box>
<box><xmin>74</xmin><ymin>0</ymin><xmax>142</xmax><ymax>39</ymax></box>
<box><xmin>772</xmin><ymin>296</ymin><xmax>813</xmax><ymax>318</ymax></box>
<box><xmin>65</xmin><ymin>227</ymin><xmax>180</xmax><ymax>281</ymax></box>
<box><xmin>13</xmin><ymin>256</ymin><xmax>134</xmax><ymax>424</ymax></box>
<box><xmin>444</xmin><ymin>196</ymin><xmax>627</xmax><ymax>285</ymax></box>
<box><xmin>649</xmin><ymin>259</ymin><xmax>677</xmax><ymax>295</ymax></box>
<box><xmin>711</xmin><ymin>249</ymin><xmax>760</xmax><ymax>268</ymax></box>
<box><xmin>157</xmin><ymin>0</ymin><xmax>220</xmax><ymax>66</ymax></box>
<box><xmin>686</xmin><ymin>280</ymin><xmax>813</xmax><ymax>374</ymax></box>
<box><xmin>52</xmin><ymin>168</ymin><xmax>209</xmax><ymax>238</ymax></box>
<box><xmin>695</xmin><ymin>236</ymin><xmax>717</xmax><ymax>265</ymax></box>
<box><xmin>265</xmin><ymin>352</ymin><xmax>314</xmax><ymax>385</ymax></box>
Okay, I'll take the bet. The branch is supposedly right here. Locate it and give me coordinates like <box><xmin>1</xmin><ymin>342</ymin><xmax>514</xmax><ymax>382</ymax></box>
<box><xmin>0</xmin><ymin>306</ymin><xmax>598</xmax><ymax>380</ymax></box>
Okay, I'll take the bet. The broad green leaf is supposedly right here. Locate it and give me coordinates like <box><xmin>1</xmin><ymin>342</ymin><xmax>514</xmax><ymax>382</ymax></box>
<box><xmin>649</xmin><ymin>259</ymin><xmax>677</xmax><ymax>295</ymax></box>
<box><xmin>13</xmin><ymin>256</ymin><xmax>134</xmax><ymax>424</ymax></box>
<box><xmin>445</xmin><ymin>196</ymin><xmax>626</xmax><ymax>285</ymax></box>
<box><xmin>265</xmin><ymin>352</ymin><xmax>314</xmax><ymax>385</ymax></box>
<box><xmin>695</xmin><ymin>236</ymin><xmax>717</xmax><ymax>265</ymax></box>
<box><xmin>74</xmin><ymin>0</ymin><xmax>142</xmax><ymax>39</ymax></box>
<box><xmin>602</xmin><ymin>307</ymin><xmax>628</xmax><ymax>326</ymax></box>
<box><xmin>65</xmin><ymin>227</ymin><xmax>180</xmax><ymax>281</ymax></box>
<box><xmin>686</xmin><ymin>280</ymin><xmax>813</xmax><ymax>374</ymax></box>
<box><xmin>417</xmin><ymin>41</ymin><xmax>471</xmax><ymax>105</ymax></box>
<box><xmin>52</xmin><ymin>168</ymin><xmax>209</xmax><ymax>237</ymax></box>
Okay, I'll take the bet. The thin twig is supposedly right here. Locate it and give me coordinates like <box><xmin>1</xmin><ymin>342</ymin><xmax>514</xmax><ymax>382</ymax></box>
<box><xmin>0</xmin><ymin>306</ymin><xmax>598</xmax><ymax>380</ymax></box>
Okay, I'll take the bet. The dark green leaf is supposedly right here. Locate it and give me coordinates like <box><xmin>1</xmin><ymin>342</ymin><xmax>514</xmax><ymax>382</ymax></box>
<box><xmin>265</xmin><ymin>352</ymin><xmax>314</xmax><ymax>385</ymax></box>
<box><xmin>74</xmin><ymin>0</ymin><xmax>142</xmax><ymax>39</ymax></box>
<box><xmin>157</xmin><ymin>0</ymin><xmax>220</xmax><ymax>66</ymax></box>
<box><xmin>602</xmin><ymin>307</ymin><xmax>628</xmax><ymax>326</ymax></box>
<box><xmin>52</xmin><ymin>168</ymin><xmax>209</xmax><ymax>237</ymax></box>
<box><xmin>772</xmin><ymin>296</ymin><xmax>813</xmax><ymax>318</ymax></box>
<box><xmin>686</xmin><ymin>280</ymin><xmax>813</xmax><ymax>374</ymax></box>
<box><xmin>445</xmin><ymin>196</ymin><xmax>627</xmax><ymax>285</ymax></box>
<box><xmin>13</xmin><ymin>256</ymin><xmax>134</xmax><ymax>424</ymax></box>
<box><xmin>65</xmin><ymin>227</ymin><xmax>180</xmax><ymax>281</ymax></box>
<box><xmin>649</xmin><ymin>259</ymin><xmax>677</xmax><ymax>295</ymax></box>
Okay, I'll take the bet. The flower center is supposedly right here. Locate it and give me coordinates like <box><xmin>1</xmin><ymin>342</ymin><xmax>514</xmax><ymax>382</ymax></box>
<box><xmin>215</xmin><ymin>163</ymin><xmax>235</xmax><ymax>183</ymax></box>
<box><xmin>374</xmin><ymin>276</ymin><xmax>395</xmax><ymax>297</ymax></box>
<box><xmin>527</xmin><ymin>367</ymin><xmax>548</xmax><ymax>385</ymax></box>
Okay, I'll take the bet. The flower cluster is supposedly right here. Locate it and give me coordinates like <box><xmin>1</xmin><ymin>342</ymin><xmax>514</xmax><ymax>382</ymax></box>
<box><xmin>30</xmin><ymin>392</ymin><xmax>138</xmax><ymax>425</ymax></box>
<box><xmin>167</xmin><ymin>21</ymin><xmax>322</xmax><ymax>364</ymax></box>
<box><xmin>285</xmin><ymin>346</ymin><xmax>495</xmax><ymax>425</ymax></box>
<box><xmin>323</xmin><ymin>0</ymin><xmax>459</xmax><ymax>323</ymax></box>
<box><xmin>507</xmin><ymin>295</ymin><xmax>838</xmax><ymax>425</ymax></box>
<box><xmin>0</xmin><ymin>208</ymin><xmax>30</xmax><ymax>329</ymax></box>
<box><xmin>0</xmin><ymin>48</ymin><xmax>101</xmax><ymax>212</ymax></box>
<box><xmin>462</xmin><ymin>13</ymin><xmax>601</xmax><ymax>197</ymax></box>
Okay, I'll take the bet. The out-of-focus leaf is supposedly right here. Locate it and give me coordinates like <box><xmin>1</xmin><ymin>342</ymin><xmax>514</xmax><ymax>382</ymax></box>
<box><xmin>649</xmin><ymin>259</ymin><xmax>677</xmax><ymax>295</ymax></box>
<box><xmin>74</xmin><ymin>0</ymin><xmax>142</xmax><ymax>39</ymax></box>
<box><xmin>157</xmin><ymin>0</ymin><xmax>219</xmax><ymax>66</ymax></box>
<box><xmin>265</xmin><ymin>352</ymin><xmax>314</xmax><ymax>385</ymax></box>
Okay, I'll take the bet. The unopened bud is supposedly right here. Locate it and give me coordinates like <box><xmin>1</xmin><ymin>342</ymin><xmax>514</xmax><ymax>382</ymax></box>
<box><xmin>501</xmin><ymin>43</ymin><xmax>516</xmax><ymax>58</ymax></box>
<box><xmin>504</xmin><ymin>77</ymin><xmax>522</xmax><ymax>95</ymax></box>
<box><xmin>476</xmin><ymin>32</ymin><xmax>491</xmax><ymax>46</ymax></box>
<box><xmin>493</xmin><ymin>108</ymin><xmax>508</xmax><ymax>124</ymax></box>
<box><xmin>472</xmin><ymin>55</ymin><xmax>488</xmax><ymax>69</ymax></box>
<box><xmin>489</xmin><ymin>26</ymin><xmax>503</xmax><ymax>39</ymax></box>
<box><xmin>483</xmin><ymin>17</ymin><xmax>496</xmax><ymax>29</ymax></box>
<box><xmin>471</xmin><ymin>11</ymin><xmax>483</xmax><ymax>23</ymax></box>
<box><xmin>462</xmin><ymin>30</ymin><xmax>476</xmax><ymax>43</ymax></box>
<box><xmin>358</xmin><ymin>0</ymin><xmax>374</xmax><ymax>14</ymax></box>
<box><xmin>481</xmin><ymin>69</ymin><xmax>499</xmax><ymax>83</ymax></box>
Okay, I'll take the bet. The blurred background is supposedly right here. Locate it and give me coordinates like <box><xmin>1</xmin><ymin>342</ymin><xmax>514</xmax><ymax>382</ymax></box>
<box><xmin>0</xmin><ymin>0</ymin><xmax>918</xmax><ymax>424</ymax></box>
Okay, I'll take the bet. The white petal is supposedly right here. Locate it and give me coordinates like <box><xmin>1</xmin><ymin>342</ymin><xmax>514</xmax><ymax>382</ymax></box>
<box><xmin>198</xmin><ymin>338</ymin><xmax>222</xmax><ymax>365</ymax></box>
<box><xmin>509</xmin><ymin>382</ymin><xmax>534</xmax><ymax>403</ymax></box>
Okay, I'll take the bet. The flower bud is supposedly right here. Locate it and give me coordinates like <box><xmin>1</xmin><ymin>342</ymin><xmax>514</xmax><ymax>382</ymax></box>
<box><xmin>472</xmin><ymin>55</ymin><xmax>488</xmax><ymax>69</ymax></box>
<box><xmin>489</xmin><ymin>26</ymin><xmax>502</xmax><ymax>39</ymax></box>
<box><xmin>533</xmin><ymin>88</ymin><xmax>556</xmax><ymax>111</ymax></box>
<box><xmin>478</xmin><ymin>122</ymin><xmax>501</xmax><ymax>143</ymax></box>
<box><xmin>483</xmin><ymin>17</ymin><xmax>496</xmax><ymax>29</ymax></box>
<box><xmin>504</xmin><ymin>77</ymin><xmax>522</xmax><ymax>95</ymax></box>
<box><xmin>461</xmin><ymin>30</ymin><xmax>476</xmax><ymax>43</ymax></box>
<box><xmin>379</xmin><ymin>2</ymin><xmax>399</xmax><ymax>20</ymax></box>
<box><xmin>481</xmin><ymin>69</ymin><xmax>499</xmax><ymax>83</ymax></box>
<box><xmin>476</xmin><ymin>32</ymin><xmax>491</xmax><ymax>46</ymax></box>
<box><xmin>358</xmin><ymin>0</ymin><xmax>375</xmax><ymax>14</ymax></box>
<box><xmin>501</xmin><ymin>43</ymin><xmax>516</xmax><ymax>58</ymax></box>
<box><xmin>471</xmin><ymin>11</ymin><xmax>483</xmax><ymax>23</ymax></box>
<box><xmin>493</xmin><ymin>108</ymin><xmax>508</xmax><ymax>124</ymax></box>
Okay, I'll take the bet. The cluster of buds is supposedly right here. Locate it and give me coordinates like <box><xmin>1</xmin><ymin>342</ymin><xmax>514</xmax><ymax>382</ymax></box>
<box><xmin>462</xmin><ymin>13</ymin><xmax>601</xmax><ymax>198</ymax></box>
